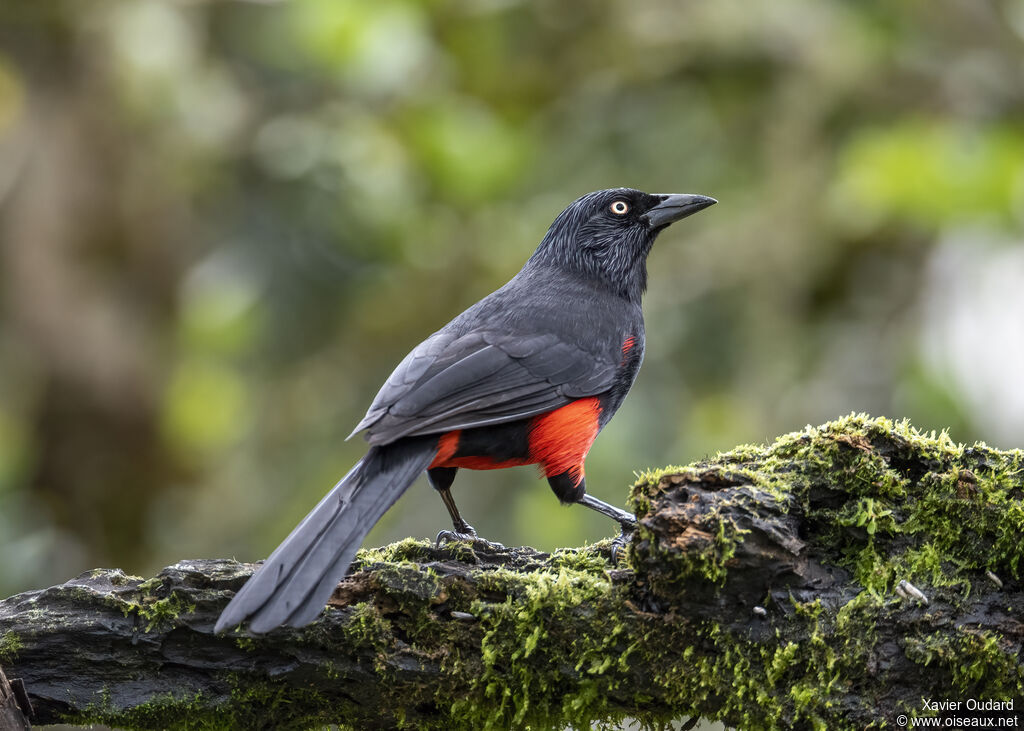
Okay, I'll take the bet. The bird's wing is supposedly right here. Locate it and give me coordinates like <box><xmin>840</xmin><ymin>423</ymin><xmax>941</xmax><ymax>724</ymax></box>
<box><xmin>350</xmin><ymin>327</ymin><xmax>620</xmax><ymax>446</ymax></box>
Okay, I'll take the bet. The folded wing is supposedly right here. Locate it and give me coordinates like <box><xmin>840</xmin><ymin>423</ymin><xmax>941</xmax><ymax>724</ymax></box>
<box><xmin>351</xmin><ymin>328</ymin><xmax>619</xmax><ymax>446</ymax></box>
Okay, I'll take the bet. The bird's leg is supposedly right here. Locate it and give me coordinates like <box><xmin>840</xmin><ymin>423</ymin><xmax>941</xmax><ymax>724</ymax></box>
<box><xmin>435</xmin><ymin>488</ymin><xmax>506</xmax><ymax>549</ymax></box>
<box><xmin>428</xmin><ymin>467</ymin><xmax>504</xmax><ymax>549</ymax></box>
<box><xmin>578</xmin><ymin>494</ymin><xmax>637</xmax><ymax>562</ymax></box>
<box><xmin>437</xmin><ymin>485</ymin><xmax>475</xmax><ymax>537</ymax></box>
<box><xmin>549</xmin><ymin>473</ymin><xmax>637</xmax><ymax>562</ymax></box>
<box><xmin>577</xmin><ymin>493</ymin><xmax>637</xmax><ymax>527</ymax></box>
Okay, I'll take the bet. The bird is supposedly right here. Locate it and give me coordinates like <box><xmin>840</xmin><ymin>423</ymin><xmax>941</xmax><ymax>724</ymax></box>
<box><xmin>215</xmin><ymin>187</ymin><xmax>716</xmax><ymax>634</ymax></box>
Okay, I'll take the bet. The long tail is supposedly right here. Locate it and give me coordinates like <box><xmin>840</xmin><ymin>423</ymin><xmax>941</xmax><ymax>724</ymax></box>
<box><xmin>215</xmin><ymin>437</ymin><xmax>436</xmax><ymax>634</ymax></box>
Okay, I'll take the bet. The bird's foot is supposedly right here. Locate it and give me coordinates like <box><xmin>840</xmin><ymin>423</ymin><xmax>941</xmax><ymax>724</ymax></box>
<box><xmin>435</xmin><ymin>528</ymin><xmax>475</xmax><ymax>545</ymax></box>
<box><xmin>609</xmin><ymin>522</ymin><xmax>634</xmax><ymax>563</ymax></box>
<box><xmin>436</xmin><ymin>524</ymin><xmax>505</xmax><ymax>551</ymax></box>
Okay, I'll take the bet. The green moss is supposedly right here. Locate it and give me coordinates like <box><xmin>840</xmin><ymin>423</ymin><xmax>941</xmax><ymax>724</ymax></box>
<box><xmin>626</xmin><ymin>414</ymin><xmax>1024</xmax><ymax>729</ymax></box>
<box><xmin>77</xmin><ymin>690</ymin><xmax>212</xmax><ymax>731</ymax></box>
<box><xmin>451</xmin><ymin>557</ymin><xmax>635</xmax><ymax>730</ymax></box>
<box><xmin>440</xmin><ymin>539</ymin><xmax>481</xmax><ymax>565</ymax></box>
<box><xmin>320</xmin><ymin>413</ymin><xmax>1020</xmax><ymax>730</ymax></box>
<box><xmin>138</xmin><ymin>593</ymin><xmax>196</xmax><ymax>632</ymax></box>
<box><xmin>291</xmin><ymin>542</ymin><xmax>646</xmax><ymax>730</ymax></box>
<box><xmin>373</xmin><ymin>562</ymin><xmax>446</xmax><ymax>606</ymax></box>
<box><xmin>634</xmin><ymin>413</ymin><xmax>1024</xmax><ymax>597</ymax></box>
<box><xmin>0</xmin><ymin>631</ymin><xmax>21</xmax><ymax>663</ymax></box>
<box><xmin>137</xmin><ymin>576</ymin><xmax>164</xmax><ymax>593</ymax></box>
<box><xmin>837</xmin><ymin>497</ymin><xmax>896</xmax><ymax>537</ymax></box>
<box><xmin>74</xmin><ymin>680</ymin><xmax>335</xmax><ymax>731</ymax></box>
<box><xmin>669</xmin><ymin>510</ymin><xmax>747</xmax><ymax>585</ymax></box>
<box><xmin>234</xmin><ymin>635</ymin><xmax>257</xmax><ymax>652</ymax></box>
<box><xmin>904</xmin><ymin>627</ymin><xmax>1023</xmax><ymax>696</ymax></box>
<box><xmin>548</xmin><ymin>545</ymin><xmax>611</xmax><ymax>573</ymax></box>
<box><xmin>640</xmin><ymin>586</ymin><xmax>879</xmax><ymax>730</ymax></box>
<box><xmin>356</xmin><ymin>536</ymin><xmax>434</xmax><ymax>566</ymax></box>
<box><xmin>343</xmin><ymin>601</ymin><xmax>392</xmax><ymax>651</ymax></box>
<box><xmin>108</xmin><ymin>576</ymin><xmax>198</xmax><ymax>632</ymax></box>
<box><xmin>49</xmin><ymin>415</ymin><xmax>1024</xmax><ymax>730</ymax></box>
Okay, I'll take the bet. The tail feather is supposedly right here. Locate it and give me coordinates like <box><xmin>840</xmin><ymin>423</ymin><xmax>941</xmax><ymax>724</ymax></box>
<box><xmin>215</xmin><ymin>438</ymin><xmax>436</xmax><ymax>634</ymax></box>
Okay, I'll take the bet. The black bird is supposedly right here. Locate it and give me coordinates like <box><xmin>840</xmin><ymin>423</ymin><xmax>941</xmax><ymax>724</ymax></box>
<box><xmin>216</xmin><ymin>188</ymin><xmax>716</xmax><ymax>633</ymax></box>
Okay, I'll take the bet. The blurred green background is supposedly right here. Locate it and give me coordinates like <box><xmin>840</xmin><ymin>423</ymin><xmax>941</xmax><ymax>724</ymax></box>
<box><xmin>1</xmin><ymin>0</ymin><xmax>1023</xmax><ymax>598</ymax></box>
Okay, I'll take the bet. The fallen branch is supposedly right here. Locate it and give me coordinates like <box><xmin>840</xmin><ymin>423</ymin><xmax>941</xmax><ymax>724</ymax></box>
<box><xmin>0</xmin><ymin>663</ymin><xmax>31</xmax><ymax>730</ymax></box>
<box><xmin>1</xmin><ymin>415</ymin><xmax>1022</xmax><ymax>729</ymax></box>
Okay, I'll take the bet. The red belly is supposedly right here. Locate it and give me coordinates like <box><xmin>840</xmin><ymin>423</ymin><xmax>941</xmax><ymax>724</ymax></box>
<box><xmin>428</xmin><ymin>397</ymin><xmax>602</xmax><ymax>482</ymax></box>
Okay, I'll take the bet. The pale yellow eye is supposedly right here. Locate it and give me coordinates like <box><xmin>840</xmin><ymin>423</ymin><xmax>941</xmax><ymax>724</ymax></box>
<box><xmin>610</xmin><ymin>200</ymin><xmax>629</xmax><ymax>215</ymax></box>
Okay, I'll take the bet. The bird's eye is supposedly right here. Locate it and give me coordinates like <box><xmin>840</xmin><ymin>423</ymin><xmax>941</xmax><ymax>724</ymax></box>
<box><xmin>610</xmin><ymin>200</ymin><xmax>629</xmax><ymax>215</ymax></box>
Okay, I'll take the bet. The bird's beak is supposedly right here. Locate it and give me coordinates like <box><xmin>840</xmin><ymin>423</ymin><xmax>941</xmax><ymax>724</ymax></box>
<box><xmin>642</xmin><ymin>193</ymin><xmax>717</xmax><ymax>229</ymax></box>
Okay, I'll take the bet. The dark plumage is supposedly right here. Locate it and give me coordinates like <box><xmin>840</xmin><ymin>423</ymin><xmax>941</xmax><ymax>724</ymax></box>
<box><xmin>216</xmin><ymin>187</ymin><xmax>715</xmax><ymax>634</ymax></box>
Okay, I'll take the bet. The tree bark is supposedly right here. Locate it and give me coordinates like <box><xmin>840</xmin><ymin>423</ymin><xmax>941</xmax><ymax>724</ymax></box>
<box><xmin>0</xmin><ymin>416</ymin><xmax>1021</xmax><ymax>730</ymax></box>
<box><xmin>0</xmin><ymin>664</ymin><xmax>31</xmax><ymax>730</ymax></box>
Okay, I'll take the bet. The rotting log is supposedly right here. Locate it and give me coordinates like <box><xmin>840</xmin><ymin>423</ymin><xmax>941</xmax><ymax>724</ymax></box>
<box><xmin>0</xmin><ymin>415</ymin><xmax>1022</xmax><ymax>730</ymax></box>
<box><xmin>0</xmin><ymin>663</ymin><xmax>31</xmax><ymax>730</ymax></box>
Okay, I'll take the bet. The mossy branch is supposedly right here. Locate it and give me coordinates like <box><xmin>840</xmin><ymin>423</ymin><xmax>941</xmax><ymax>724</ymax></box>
<box><xmin>1</xmin><ymin>416</ymin><xmax>1022</xmax><ymax>730</ymax></box>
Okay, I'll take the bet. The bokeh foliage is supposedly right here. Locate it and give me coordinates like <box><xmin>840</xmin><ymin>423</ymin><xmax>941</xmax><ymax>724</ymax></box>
<box><xmin>0</xmin><ymin>0</ymin><xmax>1022</xmax><ymax>596</ymax></box>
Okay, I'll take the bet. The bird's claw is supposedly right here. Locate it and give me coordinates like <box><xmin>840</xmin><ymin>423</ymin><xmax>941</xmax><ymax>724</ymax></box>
<box><xmin>436</xmin><ymin>529</ymin><xmax>505</xmax><ymax>551</ymax></box>
<box><xmin>609</xmin><ymin>524</ymin><xmax>634</xmax><ymax>563</ymax></box>
<box><xmin>436</xmin><ymin>529</ymin><xmax>472</xmax><ymax>546</ymax></box>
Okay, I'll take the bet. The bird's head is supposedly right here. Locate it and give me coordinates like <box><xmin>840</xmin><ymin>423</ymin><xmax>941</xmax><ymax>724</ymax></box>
<box><xmin>529</xmin><ymin>188</ymin><xmax>716</xmax><ymax>303</ymax></box>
